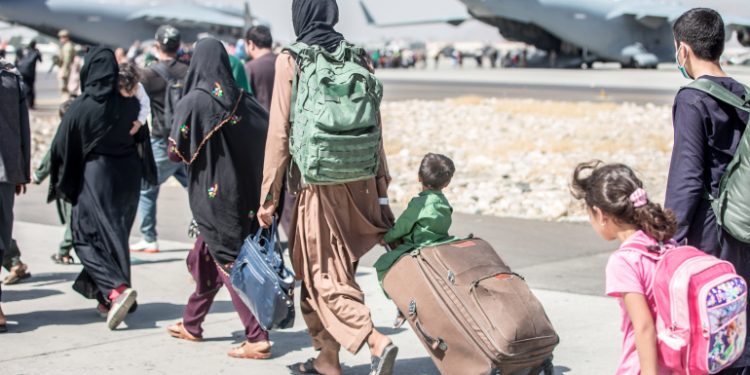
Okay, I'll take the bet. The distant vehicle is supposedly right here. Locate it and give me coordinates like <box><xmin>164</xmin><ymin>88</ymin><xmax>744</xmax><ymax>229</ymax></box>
<box><xmin>0</xmin><ymin>0</ymin><xmax>265</xmax><ymax>47</ymax></box>
<box><xmin>359</xmin><ymin>0</ymin><xmax>750</xmax><ymax>69</ymax></box>
<box><xmin>729</xmin><ymin>53</ymin><xmax>750</xmax><ymax>66</ymax></box>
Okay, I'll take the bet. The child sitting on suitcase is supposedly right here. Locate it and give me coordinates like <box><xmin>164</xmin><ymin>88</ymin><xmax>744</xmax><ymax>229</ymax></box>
<box><xmin>571</xmin><ymin>161</ymin><xmax>677</xmax><ymax>375</ymax></box>
<box><xmin>375</xmin><ymin>153</ymin><xmax>457</xmax><ymax>285</ymax></box>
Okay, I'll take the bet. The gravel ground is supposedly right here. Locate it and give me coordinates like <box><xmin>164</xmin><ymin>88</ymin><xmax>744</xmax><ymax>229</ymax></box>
<box><xmin>30</xmin><ymin>97</ymin><xmax>674</xmax><ymax>221</ymax></box>
<box><xmin>381</xmin><ymin>97</ymin><xmax>674</xmax><ymax>221</ymax></box>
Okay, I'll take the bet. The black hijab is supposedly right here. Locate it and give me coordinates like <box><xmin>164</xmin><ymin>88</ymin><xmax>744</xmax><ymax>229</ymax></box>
<box><xmin>292</xmin><ymin>0</ymin><xmax>345</xmax><ymax>53</ymax></box>
<box><xmin>169</xmin><ymin>37</ymin><xmax>269</xmax><ymax>266</ymax></box>
<box><xmin>182</xmin><ymin>38</ymin><xmax>240</xmax><ymax>115</ymax></box>
<box><xmin>48</xmin><ymin>47</ymin><xmax>122</xmax><ymax>203</ymax></box>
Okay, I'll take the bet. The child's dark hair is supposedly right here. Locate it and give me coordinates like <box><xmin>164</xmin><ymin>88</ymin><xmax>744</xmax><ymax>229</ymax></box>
<box><xmin>673</xmin><ymin>8</ymin><xmax>725</xmax><ymax>61</ymax></box>
<box><xmin>118</xmin><ymin>62</ymin><xmax>140</xmax><ymax>92</ymax></box>
<box><xmin>58</xmin><ymin>98</ymin><xmax>74</xmax><ymax>118</ymax></box>
<box><xmin>419</xmin><ymin>153</ymin><xmax>455</xmax><ymax>190</ymax></box>
<box><xmin>570</xmin><ymin>161</ymin><xmax>677</xmax><ymax>242</ymax></box>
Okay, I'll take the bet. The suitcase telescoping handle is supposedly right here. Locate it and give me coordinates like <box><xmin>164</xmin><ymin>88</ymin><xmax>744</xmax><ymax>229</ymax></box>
<box><xmin>409</xmin><ymin>299</ymin><xmax>448</xmax><ymax>352</ymax></box>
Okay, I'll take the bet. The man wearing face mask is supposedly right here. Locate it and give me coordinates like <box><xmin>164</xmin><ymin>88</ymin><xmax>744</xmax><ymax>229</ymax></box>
<box><xmin>665</xmin><ymin>8</ymin><xmax>750</xmax><ymax>373</ymax></box>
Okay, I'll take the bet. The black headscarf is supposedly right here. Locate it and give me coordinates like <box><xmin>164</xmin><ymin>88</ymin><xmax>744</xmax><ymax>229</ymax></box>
<box><xmin>169</xmin><ymin>37</ymin><xmax>269</xmax><ymax>266</ymax></box>
<box><xmin>48</xmin><ymin>47</ymin><xmax>121</xmax><ymax>203</ymax></box>
<box><xmin>292</xmin><ymin>0</ymin><xmax>345</xmax><ymax>53</ymax></box>
<box><xmin>182</xmin><ymin>38</ymin><xmax>240</xmax><ymax>115</ymax></box>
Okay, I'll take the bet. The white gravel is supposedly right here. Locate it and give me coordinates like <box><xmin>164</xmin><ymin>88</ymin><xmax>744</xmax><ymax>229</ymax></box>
<box><xmin>30</xmin><ymin>97</ymin><xmax>675</xmax><ymax>221</ymax></box>
<box><xmin>381</xmin><ymin>97</ymin><xmax>674</xmax><ymax>221</ymax></box>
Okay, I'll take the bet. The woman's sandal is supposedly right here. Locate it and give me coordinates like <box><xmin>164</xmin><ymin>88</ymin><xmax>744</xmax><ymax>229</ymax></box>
<box><xmin>227</xmin><ymin>341</ymin><xmax>272</xmax><ymax>360</ymax></box>
<box><xmin>287</xmin><ymin>358</ymin><xmax>322</xmax><ymax>375</ymax></box>
<box><xmin>3</xmin><ymin>264</ymin><xmax>31</xmax><ymax>285</ymax></box>
<box><xmin>50</xmin><ymin>254</ymin><xmax>75</xmax><ymax>265</ymax></box>
<box><xmin>370</xmin><ymin>344</ymin><xmax>399</xmax><ymax>375</ymax></box>
<box><xmin>166</xmin><ymin>322</ymin><xmax>202</xmax><ymax>342</ymax></box>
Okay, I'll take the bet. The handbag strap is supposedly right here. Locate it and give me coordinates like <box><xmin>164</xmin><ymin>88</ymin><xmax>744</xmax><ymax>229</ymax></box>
<box><xmin>253</xmin><ymin>215</ymin><xmax>278</xmax><ymax>254</ymax></box>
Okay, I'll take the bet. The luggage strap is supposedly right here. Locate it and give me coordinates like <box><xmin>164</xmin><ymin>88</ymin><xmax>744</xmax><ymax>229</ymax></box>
<box><xmin>407</xmin><ymin>298</ymin><xmax>448</xmax><ymax>352</ymax></box>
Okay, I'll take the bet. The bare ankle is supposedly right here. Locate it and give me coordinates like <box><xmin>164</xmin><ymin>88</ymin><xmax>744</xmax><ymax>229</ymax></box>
<box><xmin>367</xmin><ymin>330</ymin><xmax>392</xmax><ymax>357</ymax></box>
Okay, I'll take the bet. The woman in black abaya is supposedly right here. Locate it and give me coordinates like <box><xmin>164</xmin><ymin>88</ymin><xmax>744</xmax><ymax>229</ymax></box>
<box><xmin>50</xmin><ymin>46</ymin><xmax>151</xmax><ymax>330</ymax></box>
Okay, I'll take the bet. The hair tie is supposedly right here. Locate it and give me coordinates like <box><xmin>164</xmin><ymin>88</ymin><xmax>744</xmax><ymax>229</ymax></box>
<box><xmin>629</xmin><ymin>188</ymin><xmax>648</xmax><ymax>208</ymax></box>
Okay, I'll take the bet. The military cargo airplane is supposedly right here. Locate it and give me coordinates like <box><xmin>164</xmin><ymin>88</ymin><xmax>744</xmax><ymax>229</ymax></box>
<box><xmin>360</xmin><ymin>0</ymin><xmax>750</xmax><ymax>68</ymax></box>
<box><xmin>0</xmin><ymin>0</ymin><xmax>262</xmax><ymax>47</ymax></box>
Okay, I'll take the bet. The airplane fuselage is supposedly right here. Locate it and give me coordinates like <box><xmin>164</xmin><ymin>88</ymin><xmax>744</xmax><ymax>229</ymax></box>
<box><xmin>461</xmin><ymin>0</ymin><xmax>679</xmax><ymax>64</ymax></box>
<box><xmin>0</xmin><ymin>0</ymin><xmax>242</xmax><ymax>48</ymax></box>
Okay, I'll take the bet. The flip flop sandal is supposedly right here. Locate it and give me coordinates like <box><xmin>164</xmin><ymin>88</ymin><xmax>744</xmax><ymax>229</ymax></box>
<box><xmin>166</xmin><ymin>322</ymin><xmax>202</xmax><ymax>342</ymax></box>
<box><xmin>3</xmin><ymin>270</ymin><xmax>31</xmax><ymax>285</ymax></box>
<box><xmin>227</xmin><ymin>341</ymin><xmax>272</xmax><ymax>360</ymax></box>
<box><xmin>287</xmin><ymin>358</ymin><xmax>322</xmax><ymax>375</ymax></box>
<box><xmin>370</xmin><ymin>344</ymin><xmax>399</xmax><ymax>375</ymax></box>
<box><xmin>392</xmin><ymin>312</ymin><xmax>406</xmax><ymax>328</ymax></box>
<box><xmin>50</xmin><ymin>254</ymin><xmax>75</xmax><ymax>265</ymax></box>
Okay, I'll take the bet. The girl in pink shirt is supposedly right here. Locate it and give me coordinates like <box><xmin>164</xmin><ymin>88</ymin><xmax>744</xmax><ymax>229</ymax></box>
<box><xmin>571</xmin><ymin>161</ymin><xmax>678</xmax><ymax>375</ymax></box>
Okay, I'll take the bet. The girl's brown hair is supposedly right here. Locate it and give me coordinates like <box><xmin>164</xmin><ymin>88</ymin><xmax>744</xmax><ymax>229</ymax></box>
<box><xmin>570</xmin><ymin>161</ymin><xmax>677</xmax><ymax>242</ymax></box>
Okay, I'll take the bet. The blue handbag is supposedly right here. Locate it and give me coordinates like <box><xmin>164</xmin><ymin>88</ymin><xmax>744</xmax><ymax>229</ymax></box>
<box><xmin>230</xmin><ymin>218</ymin><xmax>295</xmax><ymax>330</ymax></box>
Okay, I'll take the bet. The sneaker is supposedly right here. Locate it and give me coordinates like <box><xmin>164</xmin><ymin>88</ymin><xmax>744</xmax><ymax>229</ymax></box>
<box><xmin>130</xmin><ymin>239</ymin><xmax>159</xmax><ymax>253</ymax></box>
<box><xmin>107</xmin><ymin>288</ymin><xmax>137</xmax><ymax>330</ymax></box>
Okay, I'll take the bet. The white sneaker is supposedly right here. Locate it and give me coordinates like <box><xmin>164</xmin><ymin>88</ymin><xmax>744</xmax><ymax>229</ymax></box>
<box><xmin>130</xmin><ymin>239</ymin><xmax>159</xmax><ymax>253</ymax></box>
<box><xmin>107</xmin><ymin>288</ymin><xmax>137</xmax><ymax>330</ymax></box>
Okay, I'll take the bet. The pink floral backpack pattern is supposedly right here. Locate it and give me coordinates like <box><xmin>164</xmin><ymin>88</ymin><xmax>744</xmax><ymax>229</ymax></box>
<box><xmin>630</xmin><ymin>243</ymin><xmax>747</xmax><ymax>374</ymax></box>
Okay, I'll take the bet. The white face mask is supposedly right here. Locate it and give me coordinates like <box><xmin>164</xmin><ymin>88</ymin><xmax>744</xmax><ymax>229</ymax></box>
<box><xmin>675</xmin><ymin>44</ymin><xmax>692</xmax><ymax>80</ymax></box>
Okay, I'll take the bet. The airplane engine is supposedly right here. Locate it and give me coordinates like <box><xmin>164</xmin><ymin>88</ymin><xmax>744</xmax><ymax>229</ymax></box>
<box><xmin>738</xmin><ymin>28</ymin><xmax>750</xmax><ymax>47</ymax></box>
<box><xmin>479</xmin><ymin>16</ymin><xmax>562</xmax><ymax>52</ymax></box>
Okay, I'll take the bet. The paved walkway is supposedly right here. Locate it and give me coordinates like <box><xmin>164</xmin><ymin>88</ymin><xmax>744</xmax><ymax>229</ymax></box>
<box><xmin>4</xmin><ymin>185</ymin><xmax>623</xmax><ymax>374</ymax></box>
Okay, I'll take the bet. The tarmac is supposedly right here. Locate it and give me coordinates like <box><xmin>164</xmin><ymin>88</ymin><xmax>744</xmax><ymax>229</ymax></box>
<box><xmin>4</xmin><ymin>65</ymin><xmax>722</xmax><ymax>374</ymax></box>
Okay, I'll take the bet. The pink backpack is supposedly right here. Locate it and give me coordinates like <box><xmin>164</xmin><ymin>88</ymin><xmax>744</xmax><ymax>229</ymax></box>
<box><xmin>631</xmin><ymin>243</ymin><xmax>747</xmax><ymax>374</ymax></box>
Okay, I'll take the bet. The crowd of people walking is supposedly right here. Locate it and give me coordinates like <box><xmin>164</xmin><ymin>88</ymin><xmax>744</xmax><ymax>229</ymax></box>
<box><xmin>0</xmin><ymin>2</ymin><xmax>749</xmax><ymax>375</ymax></box>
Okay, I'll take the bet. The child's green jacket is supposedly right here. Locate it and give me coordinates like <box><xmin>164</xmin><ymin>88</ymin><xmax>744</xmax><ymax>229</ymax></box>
<box><xmin>374</xmin><ymin>190</ymin><xmax>455</xmax><ymax>282</ymax></box>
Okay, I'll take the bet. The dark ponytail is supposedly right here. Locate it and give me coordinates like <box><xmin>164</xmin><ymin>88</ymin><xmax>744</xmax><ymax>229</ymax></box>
<box><xmin>570</xmin><ymin>161</ymin><xmax>677</xmax><ymax>242</ymax></box>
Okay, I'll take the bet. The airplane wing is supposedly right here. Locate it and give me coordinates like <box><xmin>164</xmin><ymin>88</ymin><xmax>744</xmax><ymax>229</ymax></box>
<box><xmin>606</xmin><ymin>4</ymin><xmax>685</xmax><ymax>29</ymax></box>
<box><xmin>608</xmin><ymin>4</ymin><xmax>750</xmax><ymax>32</ymax></box>
<box><xmin>128</xmin><ymin>4</ymin><xmax>245</xmax><ymax>31</ymax></box>
<box><xmin>359</xmin><ymin>0</ymin><xmax>469</xmax><ymax>28</ymax></box>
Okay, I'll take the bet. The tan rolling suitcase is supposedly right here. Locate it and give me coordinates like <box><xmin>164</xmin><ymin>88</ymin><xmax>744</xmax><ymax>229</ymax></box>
<box><xmin>382</xmin><ymin>238</ymin><xmax>559</xmax><ymax>375</ymax></box>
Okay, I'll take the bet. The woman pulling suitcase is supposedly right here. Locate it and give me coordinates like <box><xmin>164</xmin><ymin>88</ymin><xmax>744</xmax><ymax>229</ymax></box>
<box><xmin>257</xmin><ymin>1</ymin><xmax>398</xmax><ymax>374</ymax></box>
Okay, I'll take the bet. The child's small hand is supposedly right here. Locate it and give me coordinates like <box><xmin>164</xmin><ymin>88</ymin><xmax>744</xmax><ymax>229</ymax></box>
<box><xmin>129</xmin><ymin>120</ymin><xmax>142</xmax><ymax>136</ymax></box>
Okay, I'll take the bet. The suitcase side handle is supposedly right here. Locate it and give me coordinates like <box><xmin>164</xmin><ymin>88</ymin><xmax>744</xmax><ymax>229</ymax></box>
<box><xmin>409</xmin><ymin>299</ymin><xmax>448</xmax><ymax>352</ymax></box>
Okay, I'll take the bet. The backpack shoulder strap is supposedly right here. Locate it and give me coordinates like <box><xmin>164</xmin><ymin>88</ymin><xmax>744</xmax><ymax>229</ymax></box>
<box><xmin>282</xmin><ymin>43</ymin><xmax>310</xmax><ymax>125</ymax></box>
<box><xmin>684</xmin><ymin>79</ymin><xmax>750</xmax><ymax>114</ymax></box>
<box><xmin>150</xmin><ymin>62</ymin><xmax>173</xmax><ymax>83</ymax></box>
<box><xmin>282</xmin><ymin>42</ymin><xmax>310</xmax><ymax>60</ymax></box>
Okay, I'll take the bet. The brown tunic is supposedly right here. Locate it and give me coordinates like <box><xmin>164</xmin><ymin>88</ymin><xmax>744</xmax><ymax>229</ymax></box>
<box><xmin>260</xmin><ymin>54</ymin><xmax>394</xmax><ymax>353</ymax></box>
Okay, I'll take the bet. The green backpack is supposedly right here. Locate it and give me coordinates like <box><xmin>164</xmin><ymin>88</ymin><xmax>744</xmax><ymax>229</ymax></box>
<box><xmin>284</xmin><ymin>41</ymin><xmax>383</xmax><ymax>185</ymax></box>
<box><xmin>686</xmin><ymin>78</ymin><xmax>750</xmax><ymax>243</ymax></box>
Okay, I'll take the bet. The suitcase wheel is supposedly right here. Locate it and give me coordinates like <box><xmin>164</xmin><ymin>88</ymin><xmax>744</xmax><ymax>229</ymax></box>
<box><xmin>541</xmin><ymin>357</ymin><xmax>554</xmax><ymax>375</ymax></box>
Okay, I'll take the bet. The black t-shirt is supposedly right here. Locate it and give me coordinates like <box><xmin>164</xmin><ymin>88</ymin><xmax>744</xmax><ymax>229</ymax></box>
<box><xmin>140</xmin><ymin>59</ymin><xmax>188</xmax><ymax>139</ymax></box>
